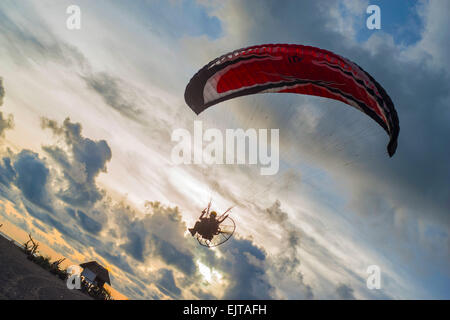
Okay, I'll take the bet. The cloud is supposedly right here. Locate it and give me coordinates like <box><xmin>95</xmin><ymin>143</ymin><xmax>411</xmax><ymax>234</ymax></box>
<box><xmin>155</xmin><ymin>268</ymin><xmax>182</xmax><ymax>298</ymax></box>
<box><xmin>47</xmin><ymin>118</ymin><xmax>111</xmax><ymax>182</ymax></box>
<box><xmin>336</xmin><ymin>283</ymin><xmax>355</xmax><ymax>300</ymax></box>
<box><xmin>183</xmin><ymin>0</ymin><xmax>450</xmax><ymax>298</ymax></box>
<box><xmin>0</xmin><ymin>2</ymin><xmax>88</xmax><ymax>70</ymax></box>
<box><xmin>259</xmin><ymin>200</ymin><xmax>394</xmax><ymax>299</ymax></box>
<box><xmin>13</xmin><ymin>150</ymin><xmax>53</xmax><ymax>212</ymax></box>
<box><xmin>76</xmin><ymin>209</ymin><xmax>103</xmax><ymax>235</ymax></box>
<box><xmin>41</xmin><ymin>117</ymin><xmax>112</xmax><ymax>208</ymax></box>
<box><xmin>0</xmin><ymin>113</ymin><xmax>14</xmax><ymax>137</ymax></box>
<box><xmin>0</xmin><ymin>0</ymin><xmax>448</xmax><ymax>300</ymax></box>
<box><xmin>215</xmin><ymin>237</ymin><xmax>275</xmax><ymax>299</ymax></box>
<box><xmin>0</xmin><ymin>117</ymin><xmax>116</xmax><ymax>289</ymax></box>
<box><xmin>83</xmin><ymin>72</ymin><xmax>146</xmax><ymax>124</ymax></box>
<box><xmin>118</xmin><ymin>201</ymin><xmax>197</xmax><ymax>276</ymax></box>
<box><xmin>0</xmin><ymin>111</ymin><xmax>198</xmax><ymax>298</ymax></box>
<box><xmin>94</xmin><ymin>247</ymin><xmax>136</xmax><ymax>276</ymax></box>
<box><xmin>263</xmin><ymin>201</ymin><xmax>301</xmax><ymax>272</ymax></box>
<box><xmin>191</xmin><ymin>288</ymin><xmax>216</xmax><ymax>300</ymax></box>
<box><xmin>265</xmin><ymin>199</ymin><xmax>289</xmax><ymax>224</ymax></box>
<box><xmin>0</xmin><ymin>77</ymin><xmax>4</xmax><ymax>106</ymax></box>
<box><xmin>412</xmin><ymin>1</ymin><xmax>450</xmax><ymax>72</ymax></box>
<box><xmin>0</xmin><ymin>157</ymin><xmax>15</xmax><ymax>187</ymax></box>
<box><xmin>0</xmin><ymin>117</ymin><xmax>112</xmax><ymax>242</ymax></box>
<box><xmin>192</xmin><ymin>0</ymin><xmax>449</xmax><ymax>228</ymax></box>
<box><xmin>260</xmin><ymin>200</ymin><xmax>314</xmax><ymax>299</ymax></box>
<box><xmin>0</xmin><ymin>78</ymin><xmax>14</xmax><ymax>136</ymax></box>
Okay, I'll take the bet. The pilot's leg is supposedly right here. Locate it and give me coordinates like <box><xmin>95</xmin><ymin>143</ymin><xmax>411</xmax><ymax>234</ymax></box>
<box><xmin>189</xmin><ymin>221</ymin><xmax>200</xmax><ymax>236</ymax></box>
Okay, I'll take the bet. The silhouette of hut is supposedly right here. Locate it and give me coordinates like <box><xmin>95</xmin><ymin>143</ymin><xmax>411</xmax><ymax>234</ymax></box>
<box><xmin>80</xmin><ymin>261</ymin><xmax>111</xmax><ymax>288</ymax></box>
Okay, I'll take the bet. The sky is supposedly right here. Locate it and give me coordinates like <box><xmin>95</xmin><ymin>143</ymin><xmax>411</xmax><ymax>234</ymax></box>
<box><xmin>0</xmin><ymin>0</ymin><xmax>449</xmax><ymax>300</ymax></box>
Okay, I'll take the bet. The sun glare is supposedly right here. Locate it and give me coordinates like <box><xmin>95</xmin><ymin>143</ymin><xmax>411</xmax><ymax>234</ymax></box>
<box><xmin>197</xmin><ymin>260</ymin><xmax>222</xmax><ymax>283</ymax></box>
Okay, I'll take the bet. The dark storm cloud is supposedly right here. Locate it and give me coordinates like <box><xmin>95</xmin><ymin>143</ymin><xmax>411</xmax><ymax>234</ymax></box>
<box><xmin>336</xmin><ymin>283</ymin><xmax>356</xmax><ymax>300</ymax></box>
<box><xmin>41</xmin><ymin>117</ymin><xmax>112</xmax><ymax>208</ymax></box>
<box><xmin>118</xmin><ymin>201</ymin><xmax>197</xmax><ymax>276</ymax></box>
<box><xmin>13</xmin><ymin>150</ymin><xmax>52</xmax><ymax>212</ymax></box>
<box><xmin>58</xmin><ymin>187</ymin><xmax>104</xmax><ymax>212</ymax></box>
<box><xmin>76</xmin><ymin>209</ymin><xmax>103</xmax><ymax>235</ymax></box>
<box><xmin>155</xmin><ymin>268</ymin><xmax>182</xmax><ymax>298</ymax></box>
<box><xmin>95</xmin><ymin>248</ymin><xmax>136</xmax><ymax>276</ymax></box>
<box><xmin>92</xmin><ymin>202</ymin><xmax>198</xmax><ymax>298</ymax></box>
<box><xmin>0</xmin><ymin>157</ymin><xmax>15</xmax><ymax>187</ymax></box>
<box><xmin>0</xmin><ymin>157</ymin><xmax>195</xmax><ymax>299</ymax></box>
<box><xmin>58</xmin><ymin>119</ymin><xmax>111</xmax><ymax>181</ymax></box>
<box><xmin>50</xmin><ymin>241</ymin><xmax>75</xmax><ymax>259</ymax></box>
<box><xmin>152</xmin><ymin>234</ymin><xmax>197</xmax><ymax>276</ymax></box>
<box><xmin>121</xmin><ymin>228</ymin><xmax>145</xmax><ymax>262</ymax></box>
<box><xmin>215</xmin><ymin>237</ymin><xmax>275</xmax><ymax>299</ymax></box>
<box><xmin>192</xmin><ymin>288</ymin><xmax>216</xmax><ymax>300</ymax></box>
<box><xmin>24</xmin><ymin>204</ymin><xmax>81</xmax><ymax>240</ymax></box>
<box><xmin>0</xmin><ymin>117</ymin><xmax>115</xmax><ymax>284</ymax></box>
<box><xmin>83</xmin><ymin>72</ymin><xmax>146</xmax><ymax>124</ymax></box>
<box><xmin>65</xmin><ymin>207</ymin><xmax>76</xmax><ymax>219</ymax></box>
<box><xmin>42</xmin><ymin>146</ymin><xmax>103</xmax><ymax>207</ymax></box>
<box><xmin>31</xmin><ymin>219</ymin><xmax>52</xmax><ymax>233</ymax></box>
<box><xmin>6</xmin><ymin>117</ymin><xmax>108</xmax><ymax>237</ymax></box>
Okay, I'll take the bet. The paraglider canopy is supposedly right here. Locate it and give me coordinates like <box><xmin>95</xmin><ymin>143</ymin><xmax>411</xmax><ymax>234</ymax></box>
<box><xmin>185</xmin><ymin>44</ymin><xmax>399</xmax><ymax>156</ymax></box>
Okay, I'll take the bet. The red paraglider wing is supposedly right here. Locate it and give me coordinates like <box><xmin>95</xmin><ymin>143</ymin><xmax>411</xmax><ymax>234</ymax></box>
<box><xmin>185</xmin><ymin>44</ymin><xmax>399</xmax><ymax>156</ymax></box>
